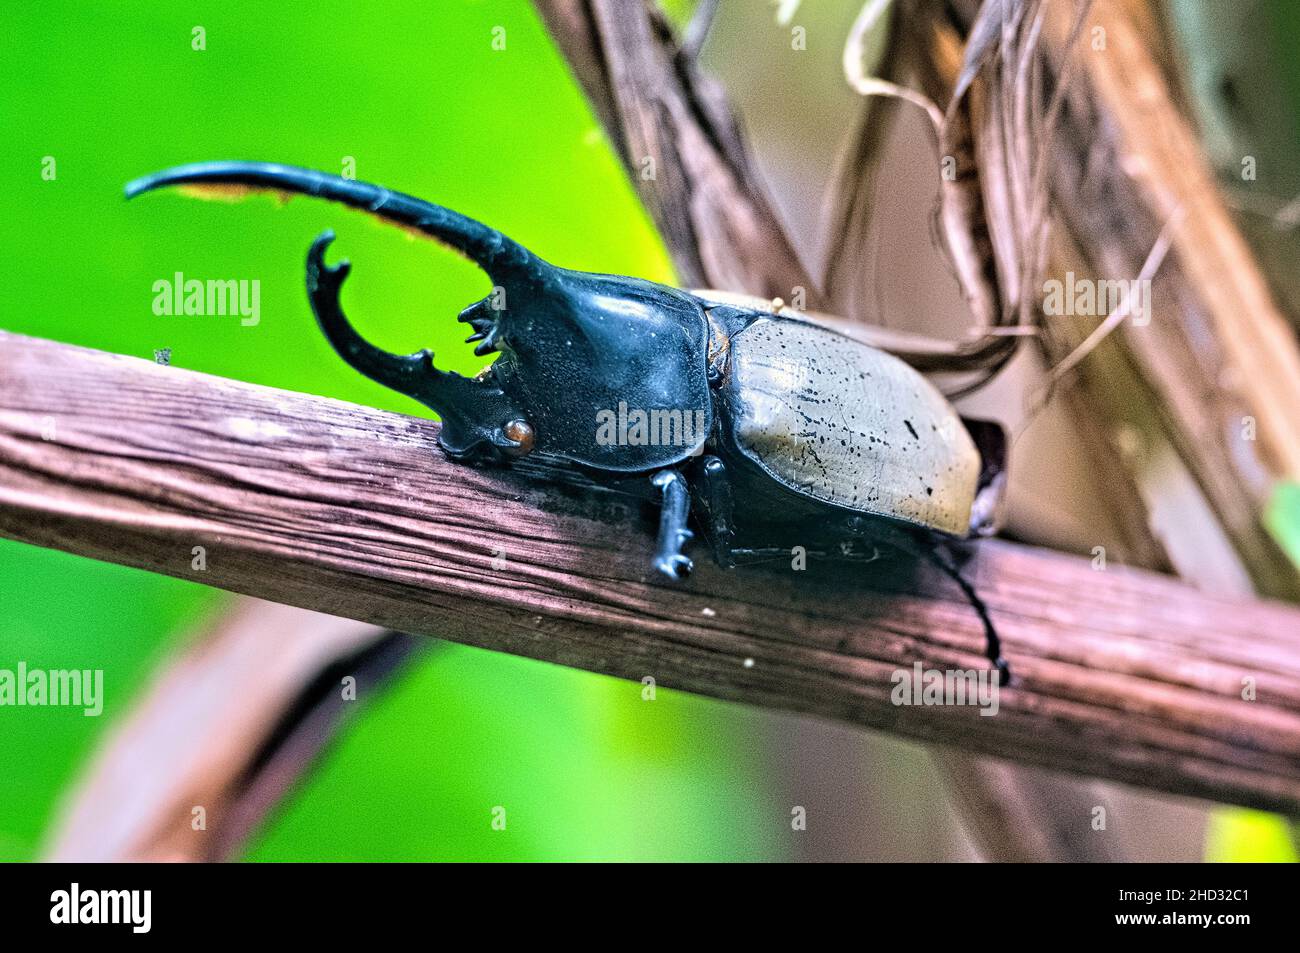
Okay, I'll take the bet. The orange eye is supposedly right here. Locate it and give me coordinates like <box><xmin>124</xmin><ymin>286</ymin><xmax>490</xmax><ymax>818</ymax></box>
<box><xmin>501</xmin><ymin>419</ymin><xmax>535</xmax><ymax>456</ymax></box>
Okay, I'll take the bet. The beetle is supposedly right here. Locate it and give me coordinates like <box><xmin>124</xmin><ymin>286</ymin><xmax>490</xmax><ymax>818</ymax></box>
<box><xmin>126</xmin><ymin>161</ymin><xmax>1012</xmax><ymax>685</ymax></box>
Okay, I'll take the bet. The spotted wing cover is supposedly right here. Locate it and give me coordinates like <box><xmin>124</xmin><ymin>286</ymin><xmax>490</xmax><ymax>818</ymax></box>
<box><xmin>726</xmin><ymin>318</ymin><xmax>980</xmax><ymax>535</ymax></box>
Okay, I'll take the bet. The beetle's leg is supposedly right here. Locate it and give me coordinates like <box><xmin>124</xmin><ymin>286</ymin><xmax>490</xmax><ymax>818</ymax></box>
<box><xmin>690</xmin><ymin>455</ymin><xmax>736</xmax><ymax>568</ymax></box>
<box><xmin>650</xmin><ymin>469</ymin><xmax>694</xmax><ymax>580</ymax></box>
<box><xmin>920</xmin><ymin>542</ymin><xmax>1010</xmax><ymax>687</ymax></box>
<box><xmin>876</xmin><ymin>528</ymin><xmax>1009</xmax><ymax>685</ymax></box>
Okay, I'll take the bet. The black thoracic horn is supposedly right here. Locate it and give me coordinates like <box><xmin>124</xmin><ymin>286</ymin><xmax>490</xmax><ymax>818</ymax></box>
<box><xmin>125</xmin><ymin>161</ymin><xmax>540</xmax><ymax>289</ymax></box>
<box><xmin>127</xmin><ymin>161</ymin><xmax>533</xmax><ymax>459</ymax></box>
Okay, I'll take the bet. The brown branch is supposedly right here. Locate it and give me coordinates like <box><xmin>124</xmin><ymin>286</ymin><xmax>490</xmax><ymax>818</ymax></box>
<box><xmin>889</xmin><ymin>0</ymin><xmax>1299</xmax><ymax>848</ymax></box>
<box><xmin>43</xmin><ymin>599</ymin><xmax>420</xmax><ymax>861</ymax></box>
<box><xmin>935</xmin><ymin>757</ymin><xmax>1123</xmax><ymax>861</ymax></box>
<box><xmin>907</xmin><ymin>0</ymin><xmax>1300</xmax><ymax>600</ymax></box>
<box><xmin>1043</xmin><ymin>0</ymin><xmax>1300</xmax><ymax>600</ymax></box>
<box><xmin>4</xmin><ymin>330</ymin><xmax>1300</xmax><ymax>813</ymax></box>
<box><xmin>533</xmin><ymin>0</ymin><xmax>821</xmax><ymax>302</ymax></box>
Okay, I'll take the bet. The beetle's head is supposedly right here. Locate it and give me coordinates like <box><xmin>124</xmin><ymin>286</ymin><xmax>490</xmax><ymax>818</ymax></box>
<box><xmin>128</xmin><ymin>162</ymin><xmax>713</xmax><ymax>469</ymax></box>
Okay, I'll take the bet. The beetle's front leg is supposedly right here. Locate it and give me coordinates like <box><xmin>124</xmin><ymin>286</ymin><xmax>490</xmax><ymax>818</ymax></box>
<box><xmin>650</xmin><ymin>469</ymin><xmax>694</xmax><ymax>580</ymax></box>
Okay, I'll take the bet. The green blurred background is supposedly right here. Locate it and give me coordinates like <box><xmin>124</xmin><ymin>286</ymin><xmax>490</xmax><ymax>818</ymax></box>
<box><xmin>0</xmin><ymin>0</ymin><xmax>800</xmax><ymax>861</ymax></box>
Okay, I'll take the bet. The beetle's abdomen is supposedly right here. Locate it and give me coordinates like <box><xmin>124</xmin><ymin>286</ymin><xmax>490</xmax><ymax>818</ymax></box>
<box><xmin>724</xmin><ymin>317</ymin><xmax>980</xmax><ymax>535</ymax></box>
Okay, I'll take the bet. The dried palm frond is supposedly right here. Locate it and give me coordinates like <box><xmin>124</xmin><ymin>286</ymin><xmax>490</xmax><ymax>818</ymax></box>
<box><xmin>834</xmin><ymin>0</ymin><xmax>1093</xmax><ymax>397</ymax></box>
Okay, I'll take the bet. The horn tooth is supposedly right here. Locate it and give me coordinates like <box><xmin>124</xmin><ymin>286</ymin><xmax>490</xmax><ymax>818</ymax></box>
<box><xmin>465</xmin><ymin>320</ymin><xmax>501</xmax><ymax>345</ymax></box>
<box><xmin>473</xmin><ymin>326</ymin><xmax>502</xmax><ymax>357</ymax></box>
<box><xmin>457</xmin><ymin>306</ymin><xmax>493</xmax><ymax>328</ymax></box>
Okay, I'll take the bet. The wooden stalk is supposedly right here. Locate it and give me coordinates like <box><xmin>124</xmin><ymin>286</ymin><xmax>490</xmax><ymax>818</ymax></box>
<box><xmin>3</xmin><ymin>331</ymin><xmax>1300</xmax><ymax>814</ymax></box>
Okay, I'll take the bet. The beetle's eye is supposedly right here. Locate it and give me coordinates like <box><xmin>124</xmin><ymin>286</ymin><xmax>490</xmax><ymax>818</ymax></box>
<box><xmin>501</xmin><ymin>419</ymin><xmax>535</xmax><ymax>457</ymax></box>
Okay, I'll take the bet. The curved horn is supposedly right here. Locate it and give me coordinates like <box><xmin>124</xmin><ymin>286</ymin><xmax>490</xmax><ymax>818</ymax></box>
<box><xmin>305</xmin><ymin>231</ymin><xmax>527</xmax><ymax>460</ymax></box>
<box><xmin>126</xmin><ymin>161</ymin><xmax>539</xmax><ymax>286</ymax></box>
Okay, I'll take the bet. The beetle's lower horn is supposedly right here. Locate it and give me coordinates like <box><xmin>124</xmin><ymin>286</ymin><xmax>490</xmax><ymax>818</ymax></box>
<box><xmin>126</xmin><ymin>160</ymin><xmax>539</xmax><ymax>287</ymax></box>
<box><xmin>305</xmin><ymin>231</ymin><xmax>431</xmax><ymax>399</ymax></box>
<box><xmin>306</xmin><ymin>231</ymin><xmax>526</xmax><ymax>460</ymax></box>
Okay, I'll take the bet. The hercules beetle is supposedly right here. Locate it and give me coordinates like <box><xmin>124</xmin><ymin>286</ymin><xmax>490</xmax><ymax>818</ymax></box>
<box><xmin>126</xmin><ymin>162</ymin><xmax>1012</xmax><ymax>685</ymax></box>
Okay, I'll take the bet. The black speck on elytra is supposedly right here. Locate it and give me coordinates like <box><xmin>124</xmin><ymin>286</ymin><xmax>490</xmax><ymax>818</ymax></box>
<box><xmin>904</xmin><ymin>419</ymin><xmax>919</xmax><ymax>440</ymax></box>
